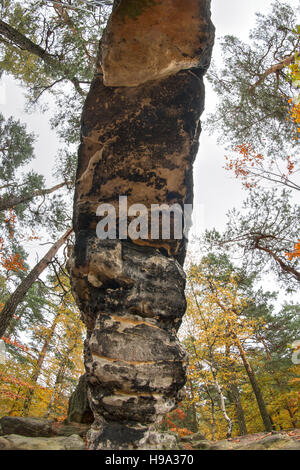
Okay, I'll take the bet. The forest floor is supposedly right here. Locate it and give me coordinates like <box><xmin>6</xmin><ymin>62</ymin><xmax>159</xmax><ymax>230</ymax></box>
<box><xmin>182</xmin><ymin>428</ymin><xmax>300</xmax><ymax>450</ymax></box>
<box><xmin>0</xmin><ymin>415</ymin><xmax>300</xmax><ymax>450</ymax></box>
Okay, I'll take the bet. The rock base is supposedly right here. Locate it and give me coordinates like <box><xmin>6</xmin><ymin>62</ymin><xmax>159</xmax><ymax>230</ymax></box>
<box><xmin>87</xmin><ymin>419</ymin><xmax>179</xmax><ymax>450</ymax></box>
<box><xmin>0</xmin><ymin>433</ymin><xmax>85</xmax><ymax>451</ymax></box>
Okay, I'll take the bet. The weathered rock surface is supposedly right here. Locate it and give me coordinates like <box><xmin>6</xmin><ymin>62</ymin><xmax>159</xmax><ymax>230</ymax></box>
<box><xmin>1</xmin><ymin>423</ymin><xmax>298</xmax><ymax>450</ymax></box>
<box><xmin>0</xmin><ymin>416</ymin><xmax>53</xmax><ymax>438</ymax></box>
<box><xmin>0</xmin><ymin>434</ymin><xmax>85</xmax><ymax>451</ymax></box>
<box><xmin>69</xmin><ymin>240</ymin><xmax>188</xmax><ymax>449</ymax></box>
<box><xmin>54</xmin><ymin>423</ymin><xmax>90</xmax><ymax>438</ymax></box>
<box><xmin>179</xmin><ymin>431</ymin><xmax>208</xmax><ymax>449</ymax></box>
<box><xmin>74</xmin><ymin>71</ymin><xmax>205</xmax><ymax>261</ymax></box>
<box><xmin>70</xmin><ymin>0</ymin><xmax>214</xmax><ymax>450</ymax></box>
<box><xmin>233</xmin><ymin>433</ymin><xmax>298</xmax><ymax>451</ymax></box>
<box><xmin>0</xmin><ymin>415</ymin><xmax>90</xmax><ymax>439</ymax></box>
<box><xmin>66</xmin><ymin>374</ymin><xmax>94</xmax><ymax>424</ymax></box>
<box><xmin>180</xmin><ymin>430</ymin><xmax>206</xmax><ymax>442</ymax></box>
<box><xmin>101</xmin><ymin>0</ymin><xmax>214</xmax><ymax>87</ymax></box>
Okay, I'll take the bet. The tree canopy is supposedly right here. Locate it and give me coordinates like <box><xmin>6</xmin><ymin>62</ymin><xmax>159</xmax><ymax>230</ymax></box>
<box><xmin>0</xmin><ymin>0</ymin><xmax>299</xmax><ymax>440</ymax></box>
<box><xmin>206</xmin><ymin>1</ymin><xmax>299</xmax><ymax>158</ymax></box>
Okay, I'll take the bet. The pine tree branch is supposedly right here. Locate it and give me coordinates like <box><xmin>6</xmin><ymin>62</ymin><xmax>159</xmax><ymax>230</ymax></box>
<box><xmin>249</xmin><ymin>52</ymin><xmax>298</xmax><ymax>93</ymax></box>
<box><xmin>0</xmin><ymin>19</ymin><xmax>85</xmax><ymax>96</ymax></box>
<box><xmin>0</xmin><ymin>181</ymin><xmax>72</xmax><ymax>212</ymax></box>
<box><xmin>253</xmin><ymin>239</ymin><xmax>300</xmax><ymax>283</ymax></box>
<box><xmin>52</xmin><ymin>0</ymin><xmax>95</xmax><ymax>66</ymax></box>
<box><xmin>0</xmin><ymin>227</ymin><xmax>73</xmax><ymax>337</ymax></box>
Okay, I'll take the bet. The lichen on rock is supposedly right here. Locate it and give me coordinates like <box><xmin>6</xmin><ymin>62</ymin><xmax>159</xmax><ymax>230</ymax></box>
<box><xmin>116</xmin><ymin>0</ymin><xmax>158</xmax><ymax>22</ymax></box>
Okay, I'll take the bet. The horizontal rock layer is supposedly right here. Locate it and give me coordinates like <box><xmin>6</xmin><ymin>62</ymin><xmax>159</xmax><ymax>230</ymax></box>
<box><xmin>0</xmin><ymin>434</ymin><xmax>85</xmax><ymax>451</ymax></box>
<box><xmin>0</xmin><ymin>415</ymin><xmax>90</xmax><ymax>438</ymax></box>
<box><xmin>69</xmin><ymin>239</ymin><xmax>188</xmax><ymax>448</ymax></box>
<box><xmin>101</xmin><ymin>0</ymin><xmax>214</xmax><ymax>86</ymax></box>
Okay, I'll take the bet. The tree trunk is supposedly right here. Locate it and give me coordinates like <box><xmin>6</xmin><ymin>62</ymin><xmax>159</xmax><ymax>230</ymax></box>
<box><xmin>66</xmin><ymin>374</ymin><xmax>93</xmax><ymax>424</ymax></box>
<box><xmin>22</xmin><ymin>314</ymin><xmax>59</xmax><ymax>417</ymax></box>
<box><xmin>228</xmin><ymin>383</ymin><xmax>248</xmax><ymax>436</ymax></box>
<box><xmin>186</xmin><ymin>378</ymin><xmax>199</xmax><ymax>433</ymax></box>
<box><xmin>210</xmin><ymin>368</ymin><xmax>232</xmax><ymax>438</ymax></box>
<box><xmin>204</xmin><ymin>384</ymin><xmax>216</xmax><ymax>441</ymax></box>
<box><xmin>254</xmin><ymin>242</ymin><xmax>300</xmax><ymax>283</ymax></box>
<box><xmin>285</xmin><ymin>403</ymin><xmax>298</xmax><ymax>429</ymax></box>
<box><xmin>224</xmin><ymin>342</ymin><xmax>248</xmax><ymax>436</ymax></box>
<box><xmin>0</xmin><ymin>227</ymin><xmax>72</xmax><ymax>337</ymax></box>
<box><xmin>210</xmin><ymin>399</ymin><xmax>216</xmax><ymax>441</ymax></box>
<box><xmin>250</xmin><ymin>52</ymin><xmax>299</xmax><ymax>93</ymax></box>
<box><xmin>44</xmin><ymin>359</ymin><xmax>65</xmax><ymax>419</ymax></box>
<box><xmin>259</xmin><ymin>334</ymin><xmax>297</xmax><ymax>429</ymax></box>
<box><xmin>69</xmin><ymin>0</ymin><xmax>214</xmax><ymax>450</ymax></box>
<box><xmin>45</xmin><ymin>340</ymin><xmax>79</xmax><ymax>419</ymax></box>
<box><xmin>0</xmin><ymin>20</ymin><xmax>84</xmax><ymax>96</ymax></box>
<box><xmin>234</xmin><ymin>335</ymin><xmax>273</xmax><ymax>432</ymax></box>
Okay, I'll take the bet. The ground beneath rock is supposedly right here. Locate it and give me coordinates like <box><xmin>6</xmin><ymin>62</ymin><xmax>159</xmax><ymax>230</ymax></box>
<box><xmin>0</xmin><ymin>433</ymin><xmax>85</xmax><ymax>450</ymax></box>
<box><xmin>182</xmin><ymin>429</ymin><xmax>300</xmax><ymax>450</ymax></box>
<box><xmin>0</xmin><ymin>416</ymin><xmax>299</xmax><ymax>450</ymax></box>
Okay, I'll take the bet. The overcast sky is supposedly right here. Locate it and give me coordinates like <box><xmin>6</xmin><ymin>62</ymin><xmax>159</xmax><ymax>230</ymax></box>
<box><xmin>192</xmin><ymin>0</ymin><xmax>300</xmax><ymax>238</ymax></box>
<box><xmin>0</xmin><ymin>0</ymin><xmax>299</xmax><ymax>302</ymax></box>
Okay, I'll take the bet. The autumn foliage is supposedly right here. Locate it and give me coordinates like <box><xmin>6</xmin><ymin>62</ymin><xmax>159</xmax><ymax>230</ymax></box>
<box><xmin>162</xmin><ymin>258</ymin><xmax>300</xmax><ymax>440</ymax></box>
<box><xmin>286</xmin><ymin>240</ymin><xmax>300</xmax><ymax>261</ymax></box>
<box><xmin>224</xmin><ymin>51</ymin><xmax>300</xmax><ymax>260</ymax></box>
<box><xmin>0</xmin><ymin>210</ymin><xmax>27</xmax><ymax>274</ymax></box>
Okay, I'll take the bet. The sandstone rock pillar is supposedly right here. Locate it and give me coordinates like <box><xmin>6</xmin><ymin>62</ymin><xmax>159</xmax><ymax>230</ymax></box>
<box><xmin>69</xmin><ymin>0</ymin><xmax>214</xmax><ymax>450</ymax></box>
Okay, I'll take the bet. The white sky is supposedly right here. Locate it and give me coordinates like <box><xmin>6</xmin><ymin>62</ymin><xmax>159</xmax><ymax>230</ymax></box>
<box><xmin>0</xmin><ymin>0</ymin><xmax>299</xmax><ymax>304</ymax></box>
<box><xmin>192</xmin><ymin>0</ymin><xmax>300</xmax><ymax>237</ymax></box>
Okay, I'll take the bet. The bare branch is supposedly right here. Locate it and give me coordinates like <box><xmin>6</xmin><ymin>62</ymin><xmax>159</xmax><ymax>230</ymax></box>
<box><xmin>249</xmin><ymin>52</ymin><xmax>299</xmax><ymax>93</ymax></box>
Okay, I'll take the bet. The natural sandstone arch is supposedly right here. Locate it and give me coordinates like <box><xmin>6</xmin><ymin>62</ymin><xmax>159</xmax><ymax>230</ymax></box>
<box><xmin>69</xmin><ymin>0</ymin><xmax>214</xmax><ymax>450</ymax></box>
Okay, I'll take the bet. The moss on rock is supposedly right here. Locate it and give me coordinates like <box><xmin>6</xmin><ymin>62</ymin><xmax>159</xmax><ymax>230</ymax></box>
<box><xmin>117</xmin><ymin>0</ymin><xmax>159</xmax><ymax>22</ymax></box>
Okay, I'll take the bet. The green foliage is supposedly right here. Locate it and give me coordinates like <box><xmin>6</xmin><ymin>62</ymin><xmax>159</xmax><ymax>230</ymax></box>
<box><xmin>0</xmin><ymin>1</ymin><xmax>112</xmax><ymax>179</ymax></box>
<box><xmin>203</xmin><ymin>188</ymin><xmax>300</xmax><ymax>290</ymax></box>
<box><xmin>0</xmin><ymin>112</ymin><xmax>71</xmax><ymax>292</ymax></box>
<box><xmin>0</xmin><ymin>113</ymin><xmax>37</xmax><ymax>181</ymax></box>
<box><xmin>206</xmin><ymin>0</ymin><xmax>299</xmax><ymax>158</ymax></box>
<box><xmin>178</xmin><ymin>256</ymin><xmax>300</xmax><ymax>439</ymax></box>
<box><xmin>0</xmin><ymin>274</ymin><xmax>85</xmax><ymax>420</ymax></box>
<box><xmin>1</xmin><ymin>1</ymin><xmax>104</xmax><ymax>89</ymax></box>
